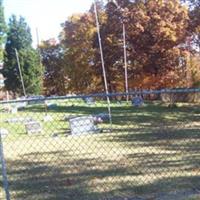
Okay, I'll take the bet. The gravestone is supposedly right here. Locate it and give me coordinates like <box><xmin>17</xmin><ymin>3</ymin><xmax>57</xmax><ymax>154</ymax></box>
<box><xmin>43</xmin><ymin>115</ymin><xmax>53</xmax><ymax>122</ymax></box>
<box><xmin>132</xmin><ymin>96</ymin><xmax>144</xmax><ymax>107</ymax></box>
<box><xmin>11</xmin><ymin>107</ymin><xmax>18</xmax><ymax>114</ymax></box>
<box><xmin>16</xmin><ymin>97</ymin><xmax>27</xmax><ymax>109</ymax></box>
<box><xmin>47</xmin><ymin>103</ymin><xmax>57</xmax><ymax>109</ymax></box>
<box><xmin>84</xmin><ymin>97</ymin><xmax>95</xmax><ymax>105</ymax></box>
<box><xmin>25</xmin><ymin>121</ymin><xmax>42</xmax><ymax>135</ymax></box>
<box><xmin>16</xmin><ymin>102</ymin><xmax>27</xmax><ymax>109</ymax></box>
<box><xmin>93</xmin><ymin>113</ymin><xmax>109</xmax><ymax>122</ymax></box>
<box><xmin>0</xmin><ymin>128</ymin><xmax>9</xmax><ymax>138</ymax></box>
<box><xmin>69</xmin><ymin>116</ymin><xmax>100</xmax><ymax>135</ymax></box>
<box><xmin>6</xmin><ymin>117</ymin><xmax>33</xmax><ymax>124</ymax></box>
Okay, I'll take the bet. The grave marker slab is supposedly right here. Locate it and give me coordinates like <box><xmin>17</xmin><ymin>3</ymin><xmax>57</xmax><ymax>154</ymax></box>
<box><xmin>25</xmin><ymin>121</ymin><xmax>42</xmax><ymax>135</ymax></box>
<box><xmin>69</xmin><ymin>116</ymin><xmax>100</xmax><ymax>135</ymax></box>
<box><xmin>16</xmin><ymin>102</ymin><xmax>27</xmax><ymax>109</ymax></box>
<box><xmin>11</xmin><ymin>107</ymin><xmax>18</xmax><ymax>114</ymax></box>
<box><xmin>0</xmin><ymin>128</ymin><xmax>9</xmax><ymax>138</ymax></box>
<box><xmin>47</xmin><ymin>103</ymin><xmax>57</xmax><ymax>109</ymax></box>
<box><xmin>132</xmin><ymin>96</ymin><xmax>144</xmax><ymax>107</ymax></box>
<box><xmin>6</xmin><ymin>117</ymin><xmax>33</xmax><ymax>124</ymax></box>
<box><xmin>84</xmin><ymin>97</ymin><xmax>95</xmax><ymax>105</ymax></box>
<box><xmin>43</xmin><ymin>115</ymin><xmax>53</xmax><ymax>122</ymax></box>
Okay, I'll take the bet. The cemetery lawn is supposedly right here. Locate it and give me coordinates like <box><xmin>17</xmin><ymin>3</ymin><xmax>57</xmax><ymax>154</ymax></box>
<box><xmin>1</xmin><ymin>101</ymin><xmax>200</xmax><ymax>199</ymax></box>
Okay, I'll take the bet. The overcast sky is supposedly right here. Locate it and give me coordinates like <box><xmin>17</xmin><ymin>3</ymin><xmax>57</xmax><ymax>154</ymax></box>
<box><xmin>4</xmin><ymin>0</ymin><xmax>94</xmax><ymax>47</ymax></box>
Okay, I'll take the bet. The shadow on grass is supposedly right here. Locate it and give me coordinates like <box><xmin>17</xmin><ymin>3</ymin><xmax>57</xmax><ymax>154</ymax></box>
<box><xmin>2</xmin><ymin>103</ymin><xmax>200</xmax><ymax>199</ymax></box>
<box><xmin>6</xmin><ymin>155</ymin><xmax>141</xmax><ymax>200</ymax></box>
<box><xmin>5</xmin><ymin>160</ymin><xmax>200</xmax><ymax>200</ymax></box>
<box><xmin>5</xmin><ymin>132</ymin><xmax>200</xmax><ymax>200</ymax></box>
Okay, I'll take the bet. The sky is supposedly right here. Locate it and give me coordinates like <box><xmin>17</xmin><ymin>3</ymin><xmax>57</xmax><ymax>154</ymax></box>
<box><xmin>4</xmin><ymin>0</ymin><xmax>94</xmax><ymax>47</ymax></box>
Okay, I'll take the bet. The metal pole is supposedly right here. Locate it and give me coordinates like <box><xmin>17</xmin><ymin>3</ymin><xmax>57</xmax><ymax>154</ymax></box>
<box><xmin>111</xmin><ymin>1</ymin><xmax>129</xmax><ymax>102</ymax></box>
<box><xmin>94</xmin><ymin>1</ymin><xmax>112</xmax><ymax>127</ymax></box>
<box><xmin>36</xmin><ymin>28</ymin><xmax>40</xmax><ymax>48</ymax></box>
<box><xmin>0</xmin><ymin>134</ymin><xmax>11</xmax><ymax>200</ymax></box>
<box><xmin>35</xmin><ymin>28</ymin><xmax>43</xmax><ymax>69</ymax></box>
<box><xmin>123</xmin><ymin>23</ymin><xmax>129</xmax><ymax>102</ymax></box>
<box><xmin>15</xmin><ymin>48</ymin><xmax>27</xmax><ymax>97</ymax></box>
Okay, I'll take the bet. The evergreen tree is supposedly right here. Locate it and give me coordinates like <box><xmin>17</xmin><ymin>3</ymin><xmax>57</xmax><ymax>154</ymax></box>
<box><xmin>2</xmin><ymin>15</ymin><xmax>44</xmax><ymax>95</ymax></box>
<box><xmin>0</xmin><ymin>0</ymin><xmax>6</xmax><ymax>62</ymax></box>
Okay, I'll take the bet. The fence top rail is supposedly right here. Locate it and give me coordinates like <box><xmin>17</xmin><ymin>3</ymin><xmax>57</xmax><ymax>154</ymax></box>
<box><xmin>0</xmin><ymin>88</ymin><xmax>200</xmax><ymax>104</ymax></box>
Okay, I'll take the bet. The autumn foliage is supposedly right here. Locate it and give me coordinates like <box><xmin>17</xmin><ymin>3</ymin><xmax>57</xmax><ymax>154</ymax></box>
<box><xmin>40</xmin><ymin>0</ymin><xmax>200</xmax><ymax>95</ymax></box>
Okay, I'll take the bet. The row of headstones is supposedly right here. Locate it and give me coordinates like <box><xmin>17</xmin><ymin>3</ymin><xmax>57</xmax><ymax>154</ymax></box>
<box><xmin>1</xmin><ymin>96</ymin><xmax>144</xmax><ymax>114</ymax></box>
<box><xmin>0</xmin><ymin>114</ymin><xmax>54</xmax><ymax>137</ymax></box>
<box><xmin>0</xmin><ymin>120</ymin><xmax>43</xmax><ymax>137</ymax></box>
<box><xmin>0</xmin><ymin>112</ymin><xmax>110</xmax><ymax>138</ymax></box>
<box><xmin>2</xmin><ymin>101</ymin><xmax>58</xmax><ymax>114</ymax></box>
<box><xmin>2</xmin><ymin>98</ymin><xmax>96</xmax><ymax>113</ymax></box>
<box><xmin>0</xmin><ymin>97</ymin><xmax>143</xmax><ymax>137</ymax></box>
<box><xmin>84</xmin><ymin>97</ymin><xmax>144</xmax><ymax>107</ymax></box>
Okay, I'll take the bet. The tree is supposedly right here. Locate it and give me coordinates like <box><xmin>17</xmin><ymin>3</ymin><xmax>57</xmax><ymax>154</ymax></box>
<box><xmin>189</xmin><ymin>0</ymin><xmax>200</xmax><ymax>51</ymax></box>
<box><xmin>93</xmin><ymin>1</ymin><xmax>125</xmax><ymax>93</ymax></box>
<box><xmin>40</xmin><ymin>39</ymin><xmax>67</xmax><ymax>96</ymax></box>
<box><xmin>0</xmin><ymin>0</ymin><xmax>6</xmax><ymax>62</ymax></box>
<box><xmin>115</xmin><ymin>0</ymin><xmax>190</xmax><ymax>88</ymax></box>
<box><xmin>189</xmin><ymin>53</ymin><xmax>200</xmax><ymax>87</ymax></box>
<box><xmin>18</xmin><ymin>48</ymin><xmax>43</xmax><ymax>95</ymax></box>
<box><xmin>2</xmin><ymin>15</ymin><xmax>44</xmax><ymax>95</ymax></box>
<box><xmin>61</xmin><ymin>13</ymin><xmax>98</xmax><ymax>94</ymax></box>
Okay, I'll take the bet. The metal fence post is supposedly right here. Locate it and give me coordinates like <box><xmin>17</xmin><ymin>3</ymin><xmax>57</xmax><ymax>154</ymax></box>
<box><xmin>0</xmin><ymin>134</ymin><xmax>10</xmax><ymax>200</ymax></box>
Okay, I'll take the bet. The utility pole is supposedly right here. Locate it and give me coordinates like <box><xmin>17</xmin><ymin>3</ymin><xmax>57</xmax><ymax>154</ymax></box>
<box><xmin>94</xmin><ymin>0</ymin><xmax>112</xmax><ymax>128</ymax></box>
<box><xmin>36</xmin><ymin>28</ymin><xmax>40</xmax><ymax>48</ymax></box>
<box><xmin>36</xmin><ymin>28</ymin><xmax>43</xmax><ymax>65</ymax></box>
<box><xmin>123</xmin><ymin>23</ymin><xmax>129</xmax><ymax>102</ymax></box>
<box><xmin>15</xmin><ymin>48</ymin><xmax>26</xmax><ymax>97</ymax></box>
<box><xmin>112</xmin><ymin>0</ymin><xmax>129</xmax><ymax>102</ymax></box>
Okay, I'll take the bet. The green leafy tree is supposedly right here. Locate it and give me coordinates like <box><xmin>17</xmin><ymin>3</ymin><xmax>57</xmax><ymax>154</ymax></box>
<box><xmin>0</xmin><ymin>0</ymin><xmax>6</xmax><ymax>62</ymax></box>
<box><xmin>2</xmin><ymin>15</ymin><xmax>44</xmax><ymax>95</ymax></box>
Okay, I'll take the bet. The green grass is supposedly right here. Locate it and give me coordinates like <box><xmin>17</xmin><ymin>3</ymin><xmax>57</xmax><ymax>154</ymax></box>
<box><xmin>0</xmin><ymin>100</ymin><xmax>200</xmax><ymax>200</ymax></box>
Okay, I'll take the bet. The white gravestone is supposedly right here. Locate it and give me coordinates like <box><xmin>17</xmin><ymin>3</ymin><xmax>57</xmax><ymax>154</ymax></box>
<box><xmin>0</xmin><ymin>128</ymin><xmax>9</xmax><ymax>138</ymax></box>
<box><xmin>69</xmin><ymin>116</ymin><xmax>100</xmax><ymax>135</ymax></box>
<box><xmin>25</xmin><ymin>121</ymin><xmax>42</xmax><ymax>135</ymax></box>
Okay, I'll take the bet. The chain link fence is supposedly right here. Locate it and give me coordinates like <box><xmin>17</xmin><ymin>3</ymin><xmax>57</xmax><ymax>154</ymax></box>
<box><xmin>0</xmin><ymin>89</ymin><xmax>200</xmax><ymax>200</ymax></box>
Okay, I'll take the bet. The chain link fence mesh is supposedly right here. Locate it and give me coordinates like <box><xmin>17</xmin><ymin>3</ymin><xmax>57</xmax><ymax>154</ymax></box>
<box><xmin>0</xmin><ymin>89</ymin><xmax>200</xmax><ymax>200</ymax></box>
